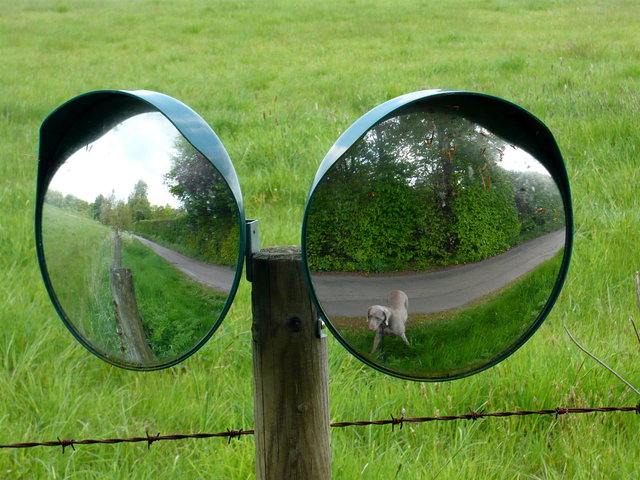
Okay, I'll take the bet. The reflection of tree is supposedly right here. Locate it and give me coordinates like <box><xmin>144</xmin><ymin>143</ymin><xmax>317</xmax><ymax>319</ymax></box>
<box><xmin>401</xmin><ymin>110</ymin><xmax>520</xmax><ymax>261</ymax></box>
<box><xmin>89</xmin><ymin>182</ymin><xmax>151</xmax><ymax>233</ymax></box>
<box><xmin>128</xmin><ymin>180</ymin><xmax>152</xmax><ymax>221</ymax></box>
<box><xmin>97</xmin><ymin>191</ymin><xmax>131</xmax><ymax>233</ymax></box>
<box><xmin>307</xmin><ymin>108</ymin><xmax>559</xmax><ymax>272</ymax></box>
<box><xmin>44</xmin><ymin>190</ymin><xmax>89</xmax><ymax>215</ymax></box>
<box><xmin>143</xmin><ymin>137</ymin><xmax>239</xmax><ymax>265</ymax></box>
<box><xmin>164</xmin><ymin>138</ymin><xmax>236</xmax><ymax>226</ymax></box>
<box><xmin>90</xmin><ymin>194</ymin><xmax>105</xmax><ymax>220</ymax></box>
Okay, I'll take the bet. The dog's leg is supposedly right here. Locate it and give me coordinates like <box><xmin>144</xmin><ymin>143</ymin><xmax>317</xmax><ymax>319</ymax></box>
<box><xmin>371</xmin><ymin>331</ymin><xmax>382</xmax><ymax>354</ymax></box>
<box><xmin>400</xmin><ymin>332</ymin><xmax>410</xmax><ymax>346</ymax></box>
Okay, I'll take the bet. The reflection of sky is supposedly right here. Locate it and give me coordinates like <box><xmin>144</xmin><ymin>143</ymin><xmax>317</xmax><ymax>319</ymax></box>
<box><xmin>499</xmin><ymin>145</ymin><xmax>549</xmax><ymax>175</ymax></box>
<box><xmin>48</xmin><ymin>112</ymin><xmax>182</xmax><ymax>207</ymax></box>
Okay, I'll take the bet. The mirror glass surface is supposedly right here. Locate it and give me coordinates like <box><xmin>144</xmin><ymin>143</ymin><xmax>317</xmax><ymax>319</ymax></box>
<box><xmin>305</xmin><ymin>106</ymin><xmax>567</xmax><ymax>380</ymax></box>
<box><xmin>41</xmin><ymin>112</ymin><xmax>240</xmax><ymax>368</ymax></box>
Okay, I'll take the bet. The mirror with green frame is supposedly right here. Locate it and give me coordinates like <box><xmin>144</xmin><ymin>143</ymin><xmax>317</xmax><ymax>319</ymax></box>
<box><xmin>303</xmin><ymin>94</ymin><xmax>572</xmax><ymax>381</ymax></box>
<box><xmin>38</xmin><ymin>97</ymin><xmax>243</xmax><ymax>370</ymax></box>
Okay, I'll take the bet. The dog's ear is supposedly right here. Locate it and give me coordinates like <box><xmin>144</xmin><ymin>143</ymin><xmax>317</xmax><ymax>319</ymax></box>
<box><xmin>367</xmin><ymin>306</ymin><xmax>373</xmax><ymax>319</ymax></box>
<box><xmin>382</xmin><ymin>309</ymin><xmax>389</xmax><ymax>327</ymax></box>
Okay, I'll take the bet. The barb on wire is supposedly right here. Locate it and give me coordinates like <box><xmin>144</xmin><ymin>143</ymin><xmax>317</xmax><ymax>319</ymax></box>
<box><xmin>0</xmin><ymin>406</ymin><xmax>638</xmax><ymax>451</ymax></box>
<box><xmin>58</xmin><ymin>437</ymin><xmax>75</xmax><ymax>454</ymax></box>
<box><xmin>145</xmin><ymin>431</ymin><xmax>160</xmax><ymax>450</ymax></box>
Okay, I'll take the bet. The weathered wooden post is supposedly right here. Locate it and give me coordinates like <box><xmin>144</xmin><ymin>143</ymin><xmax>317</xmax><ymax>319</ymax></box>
<box><xmin>110</xmin><ymin>232</ymin><xmax>155</xmax><ymax>364</ymax></box>
<box><xmin>251</xmin><ymin>246</ymin><xmax>331</xmax><ymax>480</ymax></box>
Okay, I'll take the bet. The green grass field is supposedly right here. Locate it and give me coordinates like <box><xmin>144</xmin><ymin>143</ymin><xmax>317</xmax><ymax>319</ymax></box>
<box><xmin>1</xmin><ymin>0</ymin><xmax>639</xmax><ymax>478</ymax></box>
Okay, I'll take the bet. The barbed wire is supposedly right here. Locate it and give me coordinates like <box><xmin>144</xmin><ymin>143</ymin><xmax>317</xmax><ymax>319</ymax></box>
<box><xmin>1</xmin><ymin>405</ymin><xmax>637</xmax><ymax>452</ymax></box>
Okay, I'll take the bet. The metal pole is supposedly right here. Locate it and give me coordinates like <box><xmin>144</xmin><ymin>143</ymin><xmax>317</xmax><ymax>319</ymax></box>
<box><xmin>251</xmin><ymin>246</ymin><xmax>331</xmax><ymax>480</ymax></box>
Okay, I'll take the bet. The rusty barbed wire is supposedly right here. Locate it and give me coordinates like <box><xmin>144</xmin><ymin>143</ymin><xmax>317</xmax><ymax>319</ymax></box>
<box><xmin>0</xmin><ymin>429</ymin><xmax>255</xmax><ymax>452</ymax></box>
<box><xmin>329</xmin><ymin>405</ymin><xmax>640</xmax><ymax>428</ymax></box>
<box><xmin>0</xmin><ymin>405</ymin><xmax>638</xmax><ymax>451</ymax></box>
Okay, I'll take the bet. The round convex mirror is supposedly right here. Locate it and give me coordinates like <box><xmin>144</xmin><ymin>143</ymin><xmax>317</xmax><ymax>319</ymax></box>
<box><xmin>302</xmin><ymin>90</ymin><xmax>572</xmax><ymax>381</ymax></box>
<box><xmin>37</xmin><ymin>90</ymin><xmax>245</xmax><ymax>370</ymax></box>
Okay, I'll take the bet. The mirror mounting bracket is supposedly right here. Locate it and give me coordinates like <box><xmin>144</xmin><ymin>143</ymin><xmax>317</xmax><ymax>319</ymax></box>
<box><xmin>245</xmin><ymin>219</ymin><xmax>260</xmax><ymax>282</ymax></box>
<box><xmin>317</xmin><ymin>317</ymin><xmax>327</xmax><ymax>339</ymax></box>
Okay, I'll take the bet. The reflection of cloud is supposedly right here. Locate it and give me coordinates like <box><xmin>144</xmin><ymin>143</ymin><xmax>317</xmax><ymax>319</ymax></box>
<box><xmin>48</xmin><ymin>112</ymin><xmax>182</xmax><ymax>207</ymax></box>
<box><xmin>499</xmin><ymin>145</ymin><xmax>550</xmax><ymax>175</ymax></box>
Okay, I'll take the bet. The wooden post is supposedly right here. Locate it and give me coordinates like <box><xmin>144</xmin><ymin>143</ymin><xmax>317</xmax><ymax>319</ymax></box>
<box><xmin>110</xmin><ymin>267</ymin><xmax>156</xmax><ymax>363</ymax></box>
<box><xmin>251</xmin><ymin>246</ymin><xmax>331</xmax><ymax>480</ymax></box>
<box><xmin>113</xmin><ymin>232</ymin><xmax>122</xmax><ymax>268</ymax></box>
<box><xmin>110</xmin><ymin>232</ymin><xmax>155</xmax><ymax>364</ymax></box>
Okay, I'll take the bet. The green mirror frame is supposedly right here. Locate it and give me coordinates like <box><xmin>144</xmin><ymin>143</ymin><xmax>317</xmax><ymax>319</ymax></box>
<box><xmin>36</xmin><ymin>90</ymin><xmax>246</xmax><ymax>370</ymax></box>
<box><xmin>301</xmin><ymin>89</ymin><xmax>574</xmax><ymax>381</ymax></box>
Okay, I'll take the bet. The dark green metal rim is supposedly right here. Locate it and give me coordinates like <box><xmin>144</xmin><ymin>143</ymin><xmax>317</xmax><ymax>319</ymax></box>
<box><xmin>36</xmin><ymin>89</ymin><xmax>246</xmax><ymax>371</ymax></box>
<box><xmin>301</xmin><ymin>89</ymin><xmax>573</xmax><ymax>382</ymax></box>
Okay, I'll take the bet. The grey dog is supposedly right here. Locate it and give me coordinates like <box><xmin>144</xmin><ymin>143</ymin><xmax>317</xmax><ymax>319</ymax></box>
<box><xmin>367</xmin><ymin>290</ymin><xmax>409</xmax><ymax>354</ymax></box>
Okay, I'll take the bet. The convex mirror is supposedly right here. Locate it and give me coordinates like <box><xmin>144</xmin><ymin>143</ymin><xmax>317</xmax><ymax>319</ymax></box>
<box><xmin>302</xmin><ymin>90</ymin><xmax>573</xmax><ymax>381</ymax></box>
<box><xmin>37</xmin><ymin>90</ymin><xmax>245</xmax><ymax>370</ymax></box>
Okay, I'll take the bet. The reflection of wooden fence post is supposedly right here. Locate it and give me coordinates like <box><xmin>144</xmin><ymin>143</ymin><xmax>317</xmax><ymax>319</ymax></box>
<box><xmin>110</xmin><ymin>232</ymin><xmax>155</xmax><ymax>364</ymax></box>
<box><xmin>113</xmin><ymin>232</ymin><xmax>122</xmax><ymax>268</ymax></box>
<box><xmin>251</xmin><ymin>246</ymin><xmax>331</xmax><ymax>480</ymax></box>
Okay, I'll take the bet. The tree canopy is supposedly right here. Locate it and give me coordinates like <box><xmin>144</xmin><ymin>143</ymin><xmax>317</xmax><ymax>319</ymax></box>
<box><xmin>306</xmin><ymin>108</ymin><xmax>564</xmax><ymax>273</ymax></box>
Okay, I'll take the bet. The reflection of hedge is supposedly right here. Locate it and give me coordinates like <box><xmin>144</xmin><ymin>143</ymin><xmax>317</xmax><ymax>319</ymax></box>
<box><xmin>451</xmin><ymin>185</ymin><xmax>520</xmax><ymax>263</ymax></box>
<box><xmin>307</xmin><ymin>180</ymin><xmax>426</xmax><ymax>272</ymax></box>
<box><xmin>513</xmin><ymin>171</ymin><xmax>565</xmax><ymax>240</ymax></box>
<box><xmin>306</xmin><ymin>109</ymin><xmax>566</xmax><ymax>273</ymax></box>
<box><xmin>133</xmin><ymin>217</ymin><xmax>238</xmax><ymax>266</ymax></box>
<box><xmin>307</xmin><ymin>172</ymin><xmax>523</xmax><ymax>273</ymax></box>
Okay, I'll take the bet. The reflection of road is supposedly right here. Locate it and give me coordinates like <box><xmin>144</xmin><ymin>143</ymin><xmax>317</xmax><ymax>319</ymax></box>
<box><xmin>313</xmin><ymin>228</ymin><xmax>566</xmax><ymax>317</ymax></box>
<box><xmin>133</xmin><ymin>236</ymin><xmax>235</xmax><ymax>293</ymax></box>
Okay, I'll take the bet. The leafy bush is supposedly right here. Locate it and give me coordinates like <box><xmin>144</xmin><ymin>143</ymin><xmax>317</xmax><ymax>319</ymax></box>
<box><xmin>450</xmin><ymin>171</ymin><xmax>520</xmax><ymax>262</ymax></box>
<box><xmin>307</xmin><ymin>177</ymin><xmax>427</xmax><ymax>272</ymax></box>
<box><xmin>306</xmin><ymin>164</ymin><xmax>523</xmax><ymax>273</ymax></box>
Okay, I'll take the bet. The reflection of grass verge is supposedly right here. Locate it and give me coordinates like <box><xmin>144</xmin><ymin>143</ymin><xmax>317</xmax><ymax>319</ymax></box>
<box><xmin>334</xmin><ymin>250</ymin><xmax>563</xmax><ymax>378</ymax></box>
<box><xmin>43</xmin><ymin>206</ymin><xmax>227</xmax><ymax>361</ymax></box>
<box><xmin>120</xmin><ymin>236</ymin><xmax>227</xmax><ymax>359</ymax></box>
<box><xmin>43</xmin><ymin>205</ymin><xmax>115</xmax><ymax>351</ymax></box>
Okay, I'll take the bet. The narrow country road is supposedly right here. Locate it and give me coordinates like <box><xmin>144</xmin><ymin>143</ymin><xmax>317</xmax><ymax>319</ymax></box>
<box><xmin>312</xmin><ymin>228</ymin><xmax>566</xmax><ymax>317</ymax></box>
<box><xmin>133</xmin><ymin>228</ymin><xmax>565</xmax><ymax>318</ymax></box>
<box><xmin>134</xmin><ymin>236</ymin><xmax>235</xmax><ymax>293</ymax></box>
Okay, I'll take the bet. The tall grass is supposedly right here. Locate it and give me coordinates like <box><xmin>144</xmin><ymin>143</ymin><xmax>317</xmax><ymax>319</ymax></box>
<box><xmin>1</xmin><ymin>0</ymin><xmax>639</xmax><ymax>478</ymax></box>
